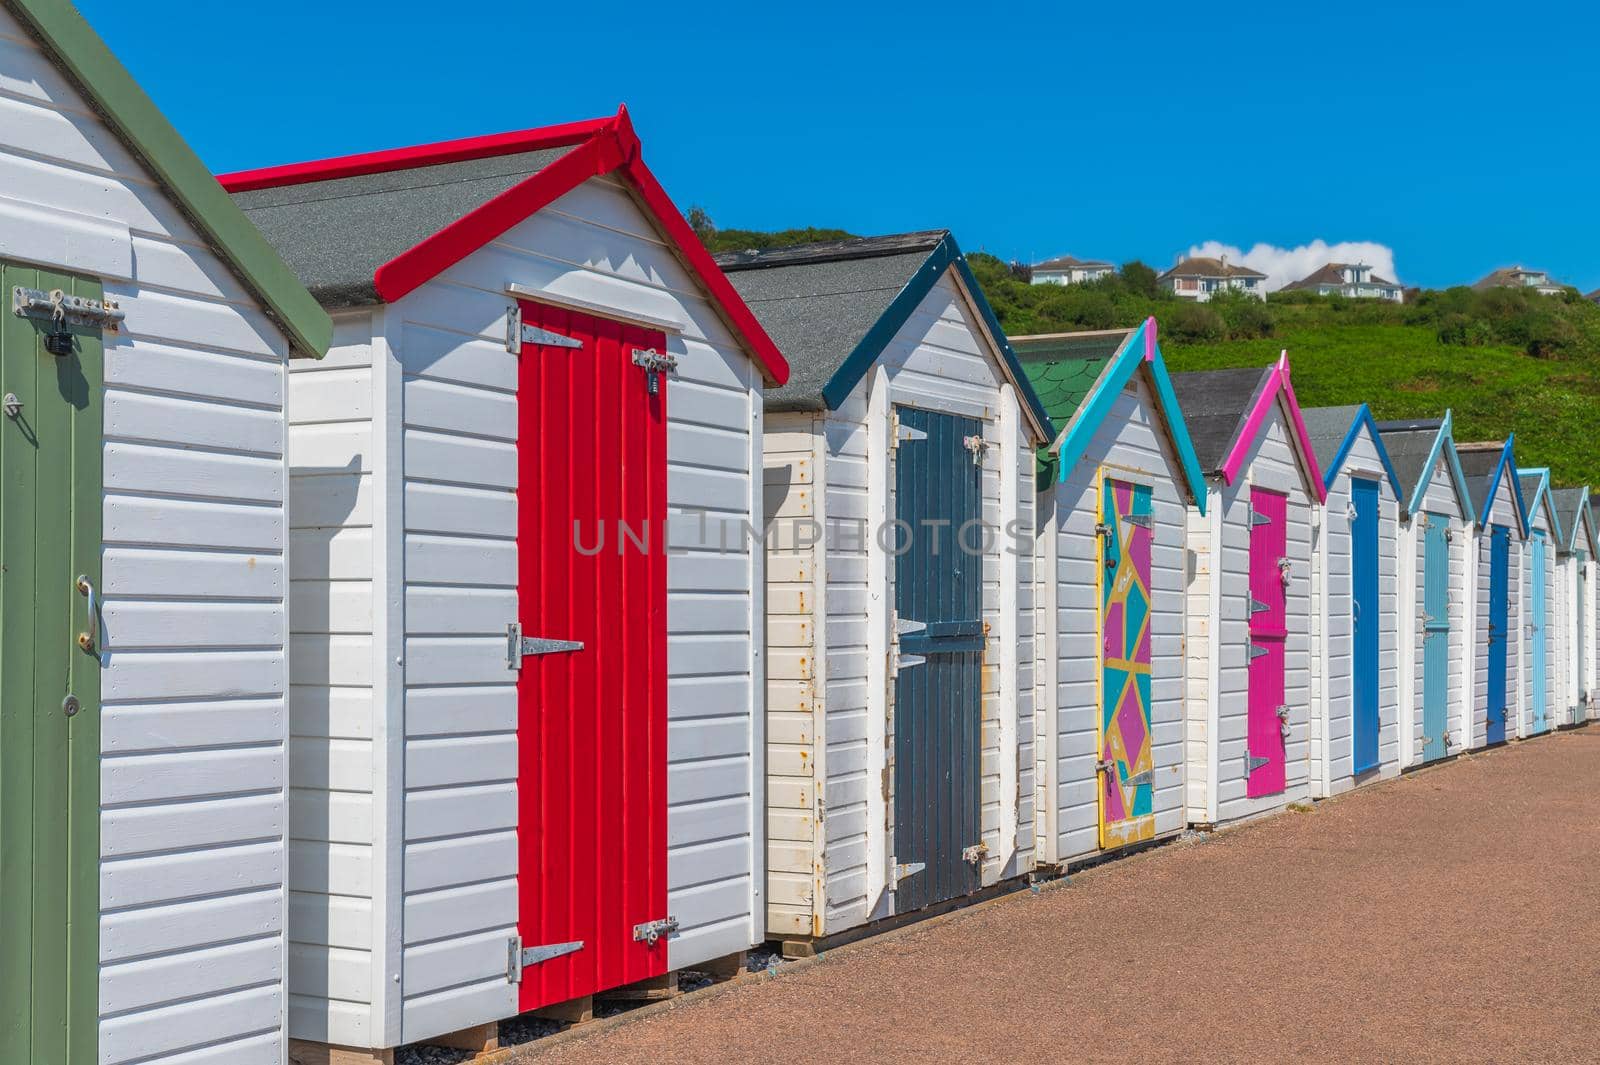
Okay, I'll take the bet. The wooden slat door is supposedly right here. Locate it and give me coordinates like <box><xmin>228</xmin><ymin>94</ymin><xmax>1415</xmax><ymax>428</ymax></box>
<box><xmin>1351</xmin><ymin>478</ymin><xmax>1380</xmax><ymax>774</ymax></box>
<box><xmin>1531</xmin><ymin>531</ymin><xmax>1548</xmax><ymax>734</ymax></box>
<box><xmin>1487</xmin><ymin>526</ymin><xmax>1510</xmax><ymax>745</ymax></box>
<box><xmin>0</xmin><ymin>264</ymin><xmax>102</xmax><ymax>1064</ymax></box>
<box><xmin>891</xmin><ymin>406</ymin><xmax>983</xmax><ymax>912</ymax></box>
<box><xmin>1246</xmin><ymin>488</ymin><xmax>1288</xmax><ymax>797</ymax></box>
<box><xmin>1421</xmin><ymin>515</ymin><xmax>1450</xmax><ymax>761</ymax></box>
<box><xmin>515</xmin><ymin>301</ymin><xmax>669</xmax><ymax>1010</ymax></box>
<box><xmin>1097</xmin><ymin>474</ymin><xmax>1155</xmax><ymax>849</ymax></box>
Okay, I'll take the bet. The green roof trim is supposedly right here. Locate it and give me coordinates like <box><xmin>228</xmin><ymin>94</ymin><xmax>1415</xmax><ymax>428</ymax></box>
<box><xmin>6</xmin><ymin>0</ymin><xmax>331</xmax><ymax>358</ymax></box>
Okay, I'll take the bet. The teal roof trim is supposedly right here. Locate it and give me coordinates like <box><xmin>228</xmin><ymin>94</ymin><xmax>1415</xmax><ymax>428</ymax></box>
<box><xmin>1322</xmin><ymin>404</ymin><xmax>1405</xmax><ymax>504</ymax></box>
<box><xmin>1049</xmin><ymin>317</ymin><xmax>1209</xmax><ymax>515</ymax></box>
<box><xmin>1521</xmin><ymin>466</ymin><xmax>1556</xmax><ymax>541</ymax></box>
<box><xmin>1406</xmin><ymin>410</ymin><xmax>1476</xmax><ymax>520</ymax></box>
<box><xmin>819</xmin><ymin>233</ymin><xmax>1055</xmax><ymax>441</ymax></box>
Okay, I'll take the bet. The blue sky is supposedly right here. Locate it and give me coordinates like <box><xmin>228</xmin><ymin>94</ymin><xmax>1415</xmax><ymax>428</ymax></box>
<box><xmin>80</xmin><ymin>0</ymin><xmax>1600</xmax><ymax>292</ymax></box>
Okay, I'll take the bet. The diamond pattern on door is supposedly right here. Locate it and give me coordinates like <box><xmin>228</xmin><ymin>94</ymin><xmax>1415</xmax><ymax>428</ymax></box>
<box><xmin>1099</xmin><ymin>476</ymin><xmax>1155</xmax><ymax>848</ymax></box>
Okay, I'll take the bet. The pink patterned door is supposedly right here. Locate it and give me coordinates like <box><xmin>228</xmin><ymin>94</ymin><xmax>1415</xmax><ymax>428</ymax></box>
<box><xmin>1246</xmin><ymin>488</ymin><xmax>1288</xmax><ymax>797</ymax></box>
<box><xmin>1098</xmin><ymin>476</ymin><xmax>1155</xmax><ymax>848</ymax></box>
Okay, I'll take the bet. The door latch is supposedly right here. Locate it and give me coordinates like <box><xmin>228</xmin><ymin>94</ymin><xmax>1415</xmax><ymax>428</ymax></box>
<box><xmin>633</xmin><ymin>917</ymin><xmax>679</xmax><ymax>946</ymax></box>
<box><xmin>962</xmin><ymin>842</ymin><xmax>988</xmax><ymax>864</ymax></box>
<box><xmin>962</xmin><ymin>434</ymin><xmax>988</xmax><ymax>466</ymax></box>
<box><xmin>631</xmin><ymin>348</ymin><xmax>678</xmax><ymax>396</ymax></box>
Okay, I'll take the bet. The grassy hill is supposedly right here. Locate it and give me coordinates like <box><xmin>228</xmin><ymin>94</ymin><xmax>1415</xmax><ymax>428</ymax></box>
<box><xmin>684</xmin><ymin>212</ymin><xmax>1600</xmax><ymax>486</ymax></box>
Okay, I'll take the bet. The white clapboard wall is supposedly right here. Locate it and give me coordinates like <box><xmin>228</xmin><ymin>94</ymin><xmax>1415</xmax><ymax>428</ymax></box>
<box><xmin>0</xmin><ymin>11</ymin><xmax>298</xmax><ymax>1064</ymax></box>
<box><xmin>1036</xmin><ymin>376</ymin><xmax>1189</xmax><ymax>865</ymax></box>
<box><xmin>286</xmin><ymin>172</ymin><xmax>765</xmax><ymax>1047</ymax></box>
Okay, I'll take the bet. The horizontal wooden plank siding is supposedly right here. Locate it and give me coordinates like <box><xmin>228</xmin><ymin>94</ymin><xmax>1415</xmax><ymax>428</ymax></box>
<box><xmin>0</xmin><ymin>12</ymin><xmax>298</xmax><ymax>1061</ymax></box>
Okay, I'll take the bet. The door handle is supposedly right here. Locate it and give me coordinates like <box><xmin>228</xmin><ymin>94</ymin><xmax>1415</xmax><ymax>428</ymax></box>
<box><xmin>75</xmin><ymin>574</ymin><xmax>97</xmax><ymax>654</ymax></box>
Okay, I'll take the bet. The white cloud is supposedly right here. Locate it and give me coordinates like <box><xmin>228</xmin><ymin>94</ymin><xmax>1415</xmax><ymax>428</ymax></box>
<box><xmin>1183</xmin><ymin>239</ymin><xmax>1401</xmax><ymax>293</ymax></box>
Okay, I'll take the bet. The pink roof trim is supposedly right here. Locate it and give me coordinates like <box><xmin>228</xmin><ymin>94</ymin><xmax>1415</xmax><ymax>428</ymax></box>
<box><xmin>1218</xmin><ymin>350</ymin><xmax>1327</xmax><ymax>501</ymax></box>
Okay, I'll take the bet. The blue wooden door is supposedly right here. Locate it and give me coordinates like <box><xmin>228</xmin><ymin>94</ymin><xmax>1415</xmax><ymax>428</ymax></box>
<box><xmin>892</xmin><ymin>406</ymin><xmax>983</xmax><ymax>911</ymax></box>
<box><xmin>1351</xmin><ymin>478</ymin><xmax>1380</xmax><ymax>774</ymax></box>
<box><xmin>1531</xmin><ymin>531</ymin><xmax>1548</xmax><ymax>734</ymax></box>
<box><xmin>1487</xmin><ymin>525</ymin><xmax>1509</xmax><ymax>744</ymax></box>
<box><xmin>1421</xmin><ymin>514</ymin><xmax>1450</xmax><ymax>761</ymax></box>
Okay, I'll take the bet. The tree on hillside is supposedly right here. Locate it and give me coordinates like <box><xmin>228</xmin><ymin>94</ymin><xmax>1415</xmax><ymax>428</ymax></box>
<box><xmin>686</xmin><ymin>205</ymin><xmax>716</xmax><ymax>242</ymax></box>
<box><xmin>1121</xmin><ymin>260</ymin><xmax>1160</xmax><ymax>299</ymax></box>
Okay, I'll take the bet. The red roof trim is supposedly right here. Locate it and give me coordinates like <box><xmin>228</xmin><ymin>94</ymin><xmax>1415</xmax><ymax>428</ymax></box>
<box><xmin>216</xmin><ymin>107</ymin><xmax>789</xmax><ymax>386</ymax></box>
<box><xmin>216</xmin><ymin>117</ymin><xmax>611</xmax><ymax>193</ymax></box>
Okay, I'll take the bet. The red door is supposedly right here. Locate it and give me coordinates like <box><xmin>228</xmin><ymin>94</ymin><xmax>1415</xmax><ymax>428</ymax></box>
<box><xmin>1246</xmin><ymin>488</ymin><xmax>1288</xmax><ymax>797</ymax></box>
<box><xmin>515</xmin><ymin>300</ymin><xmax>669</xmax><ymax>1009</ymax></box>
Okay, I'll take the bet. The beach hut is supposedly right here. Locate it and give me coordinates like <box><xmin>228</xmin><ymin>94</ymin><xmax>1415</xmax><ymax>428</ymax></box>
<box><xmin>221</xmin><ymin>111</ymin><xmax>788</xmax><ymax>1053</ymax></box>
<box><xmin>1516</xmin><ymin>467</ymin><xmax>1561</xmax><ymax>736</ymax></box>
<box><xmin>1457</xmin><ymin>440</ymin><xmax>1528</xmax><ymax>747</ymax></box>
<box><xmin>1171</xmin><ymin>355</ymin><xmax>1325</xmax><ymax>827</ymax></box>
<box><xmin>1551</xmin><ymin>486</ymin><xmax>1596</xmax><ymax>726</ymax></box>
<box><xmin>1011</xmin><ymin>320</ymin><xmax>1207</xmax><ymax>868</ymax></box>
<box><xmin>1374</xmin><ymin>414</ymin><xmax>1476</xmax><ymax>768</ymax></box>
<box><xmin>0</xmin><ymin>2</ymin><xmax>333</xmax><ymax>1063</ymax></box>
<box><xmin>1302</xmin><ymin>405</ymin><xmax>1405</xmax><ymax>794</ymax></box>
<box><xmin>713</xmin><ymin>231</ymin><xmax>1052</xmax><ymax>949</ymax></box>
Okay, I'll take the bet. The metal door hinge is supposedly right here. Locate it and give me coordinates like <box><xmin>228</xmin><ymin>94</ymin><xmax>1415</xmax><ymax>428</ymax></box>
<box><xmin>962</xmin><ymin>842</ymin><xmax>988</xmax><ymax>864</ymax></box>
<box><xmin>895</xmin><ymin>616</ymin><xmax>927</xmax><ymax>637</ymax></box>
<box><xmin>506</xmin><ymin>305</ymin><xmax>584</xmax><ymax>354</ymax></box>
<box><xmin>1249</xmin><ymin>643</ymin><xmax>1269</xmax><ymax>660</ymax></box>
<box><xmin>893</xmin><ymin>416</ymin><xmax>927</xmax><ymax>447</ymax></box>
<box><xmin>1123</xmin><ymin>768</ymin><xmax>1153</xmax><ymax>788</ymax></box>
<box><xmin>1250</xmin><ymin>597</ymin><xmax>1270</xmax><ymax>615</ymax></box>
<box><xmin>891</xmin><ymin>858</ymin><xmax>925</xmax><ymax>883</ymax></box>
<box><xmin>1250</xmin><ymin>510</ymin><xmax>1273</xmax><ymax>526</ymax></box>
<box><xmin>506</xmin><ymin>622</ymin><xmax>583</xmax><ymax>668</ymax></box>
<box><xmin>631</xmin><ymin>347</ymin><xmax>677</xmax><ymax>395</ymax></box>
<box><xmin>508</xmin><ymin>936</ymin><xmax>584</xmax><ymax>981</ymax></box>
<box><xmin>13</xmin><ymin>286</ymin><xmax>123</xmax><ymax>329</ymax></box>
<box><xmin>1124</xmin><ymin>513</ymin><xmax>1152</xmax><ymax>529</ymax></box>
<box><xmin>633</xmin><ymin>917</ymin><xmax>679</xmax><ymax>946</ymax></box>
<box><xmin>1245</xmin><ymin>753</ymin><xmax>1270</xmax><ymax>773</ymax></box>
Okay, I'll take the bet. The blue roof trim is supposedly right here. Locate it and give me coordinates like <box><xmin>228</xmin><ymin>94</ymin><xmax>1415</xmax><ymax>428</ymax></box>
<box><xmin>1406</xmin><ymin>410</ymin><xmax>1475</xmax><ymax>520</ymax></box>
<box><xmin>1569</xmin><ymin>486</ymin><xmax>1596</xmax><ymax>555</ymax></box>
<box><xmin>1322</xmin><ymin>404</ymin><xmax>1405</xmax><ymax>504</ymax></box>
<box><xmin>818</xmin><ymin>233</ymin><xmax>1055</xmax><ymax>441</ymax></box>
<box><xmin>1522</xmin><ymin>466</ymin><xmax>1555</xmax><ymax>542</ymax></box>
<box><xmin>1050</xmin><ymin>318</ymin><xmax>1208</xmax><ymax>515</ymax></box>
<box><xmin>1484</xmin><ymin>435</ymin><xmax>1529</xmax><ymax>535</ymax></box>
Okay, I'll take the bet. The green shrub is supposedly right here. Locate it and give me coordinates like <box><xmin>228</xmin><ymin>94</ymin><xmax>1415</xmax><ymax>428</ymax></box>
<box><xmin>1165</xmin><ymin>303</ymin><xmax>1226</xmax><ymax>343</ymax></box>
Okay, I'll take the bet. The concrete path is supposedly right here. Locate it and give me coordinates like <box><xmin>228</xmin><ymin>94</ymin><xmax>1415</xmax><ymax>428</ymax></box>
<box><xmin>517</xmin><ymin>732</ymin><xmax>1600</xmax><ymax>1064</ymax></box>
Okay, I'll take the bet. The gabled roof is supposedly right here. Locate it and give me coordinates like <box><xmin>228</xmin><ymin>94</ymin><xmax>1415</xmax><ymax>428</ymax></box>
<box><xmin>1014</xmin><ymin>319</ymin><xmax>1208</xmax><ymax>511</ymax></box>
<box><xmin>4</xmin><ymin>0</ymin><xmax>330</xmax><ymax>357</ymax></box>
<box><xmin>1374</xmin><ymin>411</ymin><xmax>1474</xmax><ymax>519</ymax></box>
<box><xmin>1518</xmin><ymin>468</ymin><xmax>1559</xmax><ymax>539</ymax></box>
<box><xmin>1170</xmin><ymin>352</ymin><xmax>1326</xmax><ymax>500</ymax></box>
<box><xmin>1457</xmin><ymin>438</ymin><xmax>1529</xmax><ymax>534</ymax></box>
<box><xmin>1281</xmin><ymin>263</ymin><xmax>1401</xmax><ymax>291</ymax></box>
<box><xmin>1033</xmin><ymin>254</ymin><xmax>1113</xmax><ymax>271</ymax></box>
<box><xmin>220</xmin><ymin>107</ymin><xmax>787</xmax><ymax>385</ymax></box>
<box><xmin>1473</xmin><ymin>266</ymin><xmax>1561</xmax><ymax>291</ymax></box>
<box><xmin>1158</xmin><ymin>257</ymin><xmax>1267</xmax><ymax>281</ymax></box>
<box><xmin>1301</xmin><ymin>404</ymin><xmax>1404</xmax><ymax>502</ymax></box>
<box><xmin>714</xmin><ymin>231</ymin><xmax>1050</xmax><ymax>437</ymax></box>
<box><xmin>1550</xmin><ymin>486</ymin><xmax>1597</xmax><ymax>556</ymax></box>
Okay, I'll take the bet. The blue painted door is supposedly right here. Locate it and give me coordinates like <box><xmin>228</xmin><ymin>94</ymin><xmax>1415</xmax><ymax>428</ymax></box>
<box><xmin>1531</xmin><ymin>531</ymin><xmax>1548</xmax><ymax>734</ymax></box>
<box><xmin>1351</xmin><ymin>478</ymin><xmax>1380</xmax><ymax>774</ymax></box>
<box><xmin>892</xmin><ymin>406</ymin><xmax>983</xmax><ymax>911</ymax></box>
<box><xmin>1487</xmin><ymin>526</ymin><xmax>1509</xmax><ymax>745</ymax></box>
<box><xmin>1421</xmin><ymin>514</ymin><xmax>1450</xmax><ymax>761</ymax></box>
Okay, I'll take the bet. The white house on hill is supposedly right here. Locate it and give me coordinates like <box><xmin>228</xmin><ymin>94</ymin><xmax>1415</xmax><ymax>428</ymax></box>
<box><xmin>1032</xmin><ymin>254</ymin><xmax>1116</xmax><ymax>285</ymax></box>
<box><xmin>1158</xmin><ymin>256</ymin><xmax>1267</xmax><ymax>301</ymax></box>
<box><xmin>1282</xmin><ymin>262</ymin><xmax>1404</xmax><ymax>302</ymax></box>
<box><xmin>1474</xmin><ymin>266</ymin><xmax>1566</xmax><ymax>296</ymax></box>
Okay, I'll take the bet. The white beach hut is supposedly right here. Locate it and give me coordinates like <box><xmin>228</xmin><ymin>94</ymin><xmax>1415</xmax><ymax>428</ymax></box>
<box><xmin>1374</xmin><ymin>413</ymin><xmax>1476</xmax><ymax>769</ymax></box>
<box><xmin>1301</xmin><ymin>405</ymin><xmax>1405</xmax><ymax>794</ymax></box>
<box><xmin>715</xmin><ymin>231</ymin><xmax>1052</xmax><ymax>950</ymax></box>
<box><xmin>1171</xmin><ymin>355</ymin><xmax>1325</xmax><ymax>827</ymax></box>
<box><xmin>0</xmin><ymin>3</ymin><xmax>333</xmax><ymax>1063</ymax></box>
<box><xmin>1012</xmin><ymin>320</ymin><xmax>1208</xmax><ymax>868</ymax></box>
<box><xmin>1456</xmin><ymin>440</ymin><xmax>1528</xmax><ymax>748</ymax></box>
<box><xmin>1517</xmin><ymin>467</ymin><xmax>1562</xmax><ymax>736</ymax></box>
<box><xmin>223</xmin><ymin>111</ymin><xmax>788</xmax><ymax>1055</ymax></box>
<box><xmin>1549</xmin><ymin>485</ymin><xmax>1596</xmax><ymax>727</ymax></box>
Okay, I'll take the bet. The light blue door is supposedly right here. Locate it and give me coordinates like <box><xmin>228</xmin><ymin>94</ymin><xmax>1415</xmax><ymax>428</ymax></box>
<box><xmin>1421</xmin><ymin>515</ymin><xmax>1449</xmax><ymax>761</ymax></box>
<box><xmin>1531</xmin><ymin>531</ymin><xmax>1548</xmax><ymax>734</ymax></box>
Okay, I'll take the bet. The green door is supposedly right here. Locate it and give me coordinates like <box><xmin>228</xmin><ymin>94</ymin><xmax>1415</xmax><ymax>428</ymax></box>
<box><xmin>0</xmin><ymin>263</ymin><xmax>103</xmax><ymax>1064</ymax></box>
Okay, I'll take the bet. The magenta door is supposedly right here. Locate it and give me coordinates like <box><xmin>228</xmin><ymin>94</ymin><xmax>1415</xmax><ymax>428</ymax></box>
<box><xmin>1247</xmin><ymin>488</ymin><xmax>1288</xmax><ymax>797</ymax></box>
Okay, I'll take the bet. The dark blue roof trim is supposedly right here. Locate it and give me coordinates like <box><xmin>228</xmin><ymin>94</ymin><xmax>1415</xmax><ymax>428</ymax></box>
<box><xmin>1483</xmin><ymin>435</ymin><xmax>1530</xmax><ymax>535</ymax></box>
<box><xmin>819</xmin><ymin>233</ymin><xmax>1055</xmax><ymax>440</ymax></box>
<box><xmin>1323</xmin><ymin>404</ymin><xmax>1406</xmax><ymax>506</ymax></box>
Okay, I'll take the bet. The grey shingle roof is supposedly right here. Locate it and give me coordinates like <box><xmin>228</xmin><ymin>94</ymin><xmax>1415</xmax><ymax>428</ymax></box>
<box><xmin>1374</xmin><ymin>422</ymin><xmax>1443</xmax><ymax>502</ymax></box>
<box><xmin>1300</xmin><ymin>405</ymin><xmax>1364</xmax><ymax>474</ymax></box>
<box><xmin>1281</xmin><ymin>263</ymin><xmax>1401</xmax><ymax>291</ymax></box>
<box><xmin>1168</xmin><ymin>366</ymin><xmax>1273</xmax><ymax>473</ymax></box>
<box><xmin>1157</xmin><ymin>256</ymin><xmax>1267</xmax><ymax>281</ymax></box>
<box><xmin>714</xmin><ymin>233</ymin><xmax>945</xmax><ymax>411</ymax></box>
<box><xmin>1551</xmin><ymin>487</ymin><xmax>1589</xmax><ymax>549</ymax></box>
<box><xmin>1456</xmin><ymin>443</ymin><xmax>1507</xmax><ymax>518</ymax></box>
<box><xmin>229</xmin><ymin>146</ymin><xmax>578</xmax><ymax>306</ymax></box>
<box><xmin>1033</xmin><ymin>254</ymin><xmax>1113</xmax><ymax>271</ymax></box>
